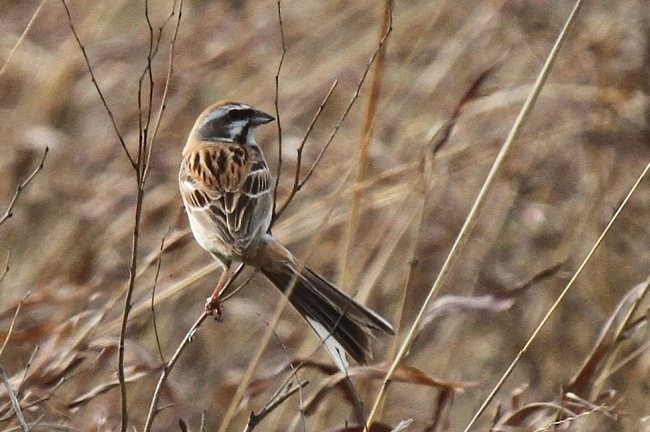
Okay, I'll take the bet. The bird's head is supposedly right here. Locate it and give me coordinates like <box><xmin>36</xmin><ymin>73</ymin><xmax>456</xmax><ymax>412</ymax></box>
<box><xmin>192</xmin><ymin>101</ymin><xmax>275</xmax><ymax>144</ymax></box>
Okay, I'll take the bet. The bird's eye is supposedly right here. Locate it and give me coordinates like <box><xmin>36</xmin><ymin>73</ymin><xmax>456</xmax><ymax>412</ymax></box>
<box><xmin>227</xmin><ymin>109</ymin><xmax>249</xmax><ymax>121</ymax></box>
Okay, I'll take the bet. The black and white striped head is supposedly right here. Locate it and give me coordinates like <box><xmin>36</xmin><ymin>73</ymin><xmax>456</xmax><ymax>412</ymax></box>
<box><xmin>193</xmin><ymin>101</ymin><xmax>275</xmax><ymax>145</ymax></box>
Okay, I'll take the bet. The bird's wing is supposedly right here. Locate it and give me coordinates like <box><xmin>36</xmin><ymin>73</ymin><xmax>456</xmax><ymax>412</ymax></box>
<box><xmin>179</xmin><ymin>141</ymin><xmax>272</xmax><ymax>253</ymax></box>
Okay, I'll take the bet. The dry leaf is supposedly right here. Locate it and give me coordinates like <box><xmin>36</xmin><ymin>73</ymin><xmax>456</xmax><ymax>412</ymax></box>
<box><xmin>567</xmin><ymin>278</ymin><xmax>649</xmax><ymax>397</ymax></box>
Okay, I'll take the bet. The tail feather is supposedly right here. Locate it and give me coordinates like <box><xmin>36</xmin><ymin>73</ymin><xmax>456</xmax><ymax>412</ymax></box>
<box><xmin>260</xmin><ymin>260</ymin><xmax>394</xmax><ymax>367</ymax></box>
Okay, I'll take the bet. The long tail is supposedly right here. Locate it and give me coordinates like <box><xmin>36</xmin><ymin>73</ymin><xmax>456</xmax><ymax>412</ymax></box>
<box><xmin>256</xmin><ymin>241</ymin><xmax>394</xmax><ymax>369</ymax></box>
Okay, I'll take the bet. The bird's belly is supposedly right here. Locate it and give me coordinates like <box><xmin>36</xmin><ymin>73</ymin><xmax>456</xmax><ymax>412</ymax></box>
<box><xmin>187</xmin><ymin>212</ymin><xmax>235</xmax><ymax>260</ymax></box>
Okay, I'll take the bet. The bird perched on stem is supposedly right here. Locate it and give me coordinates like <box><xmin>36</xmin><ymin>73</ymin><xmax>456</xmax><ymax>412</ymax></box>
<box><xmin>179</xmin><ymin>101</ymin><xmax>394</xmax><ymax>370</ymax></box>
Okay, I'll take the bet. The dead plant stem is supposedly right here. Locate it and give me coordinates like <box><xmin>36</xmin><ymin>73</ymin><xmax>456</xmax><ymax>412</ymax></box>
<box><xmin>366</xmin><ymin>0</ymin><xmax>584</xmax><ymax>429</ymax></box>
<box><xmin>273</xmin><ymin>80</ymin><xmax>338</xmax><ymax>222</ymax></box>
<box><xmin>0</xmin><ymin>0</ymin><xmax>46</xmax><ymax>82</ymax></box>
<box><xmin>0</xmin><ymin>366</ymin><xmax>28</xmax><ymax>432</ymax></box>
<box><xmin>272</xmin><ymin>0</ymin><xmax>287</xmax><ymax>218</ymax></box>
<box><xmin>0</xmin><ymin>147</ymin><xmax>49</xmax><ymax>226</ymax></box>
<box><xmin>61</xmin><ymin>0</ymin><xmax>134</xmax><ymax>169</ymax></box>
<box><xmin>338</xmin><ymin>0</ymin><xmax>391</xmax><ymax>289</ymax></box>
<box><xmin>143</xmin><ymin>264</ymin><xmax>244</xmax><ymax>432</ymax></box>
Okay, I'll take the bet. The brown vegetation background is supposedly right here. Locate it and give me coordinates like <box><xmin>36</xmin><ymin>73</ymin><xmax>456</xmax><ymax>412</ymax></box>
<box><xmin>0</xmin><ymin>0</ymin><xmax>648</xmax><ymax>431</ymax></box>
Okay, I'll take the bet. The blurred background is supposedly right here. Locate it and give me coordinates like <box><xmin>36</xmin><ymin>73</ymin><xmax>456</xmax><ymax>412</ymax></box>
<box><xmin>0</xmin><ymin>0</ymin><xmax>648</xmax><ymax>430</ymax></box>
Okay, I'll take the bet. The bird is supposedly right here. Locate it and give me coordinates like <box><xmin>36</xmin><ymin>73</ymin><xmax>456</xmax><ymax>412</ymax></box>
<box><xmin>179</xmin><ymin>100</ymin><xmax>394</xmax><ymax>370</ymax></box>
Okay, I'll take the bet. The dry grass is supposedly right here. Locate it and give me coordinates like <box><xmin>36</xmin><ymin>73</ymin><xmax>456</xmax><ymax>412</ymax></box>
<box><xmin>0</xmin><ymin>0</ymin><xmax>649</xmax><ymax>431</ymax></box>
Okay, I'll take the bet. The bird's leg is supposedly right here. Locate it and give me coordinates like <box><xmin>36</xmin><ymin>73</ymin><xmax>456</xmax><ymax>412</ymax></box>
<box><xmin>205</xmin><ymin>264</ymin><xmax>232</xmax><ymax>321</ymax></box>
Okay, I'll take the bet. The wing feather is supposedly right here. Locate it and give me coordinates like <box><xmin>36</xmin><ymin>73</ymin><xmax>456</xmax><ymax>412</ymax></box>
<box><xmin>179</xmin><ymin>141</ymin><xmax>272</xmax><ymax>256</ymax></box>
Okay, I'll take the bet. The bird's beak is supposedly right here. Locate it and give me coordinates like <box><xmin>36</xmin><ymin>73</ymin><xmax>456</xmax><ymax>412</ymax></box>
<box><xmin>251</xmin><ymin>109</ymin><xmax>275</xmax><ymax>125</ymax></box>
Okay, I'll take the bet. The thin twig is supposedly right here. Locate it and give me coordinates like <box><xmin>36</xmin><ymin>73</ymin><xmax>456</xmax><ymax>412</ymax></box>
<box><xmin>0</xmin><ymin>147</ymin><xmax>49</xmax><ymax>226</ymax></box>
<box><xmin>91</xmin><ymin>224</ymin><xmax>187</xmax><ymax>330</ymax></box>
<box><xmin>221</xmin><ymin>270</ymin><xmax>258</xmax><ymax>302</ymax></box>
<box><xmin>218</xmin><ymin>293</ymin><xmax>298</xmax><ymax>431</ymax></box>
<box><xmin>0</xmin><ymin>366</ymin><xmax>29</xmax><ymax>432</ymax></box>
<box><xmin>10</xmin><ymin>373</ymin><xmax>67</xmax><ymax>416</ymax></box>
<box><xmin>594</xmin><ymin>340</ymin><xmax>650</xmax><ymax>387</ymax></box>
<box><xmin>338</xmin><ymin>0</ymin><xmax>391</xmax><ymax>289</ymax></box>
<box><xmin>60</xmin><ymin>0</ymin><xmax>135</xmax><ymax>169</ymax></box>
<box><xmin>0</xmin><ymin>250</ymin><xmax>10</xmax><ymax>286</ymax></box>
<box><xmin>117</xmin><ymin>182</ymin><xmax>145</xmax><ymax>432</ymax></box>
<box><xmin>149</xmin><ymin>1</ymin><xmax>175</xmax><ymax>60</ymax></box>
<box><xmin>0</xmin><ymin>293</ymin><xmax>29</xmax><ymax>361</ymax></box>
<box><xmin>143</xmin><ymin>0</ymin><xmax>156</xmax><ymax>146</ymax></box>
<box><xmin>103</xmin><ymin>260</ymin><xmax>218</xmax><ymax>335</ymax></box>
<box><xmin>259</xmin><ymin>316</ymin><xmax>308</xmax><ymax>431</ymax></box>
<box><xmin>460</xmin><ymin>2</ymin><xmax>602</xmax><ymax>430</ymax></box>
<box><xmin>136</xmin><ymin>224</ymin><xmax>188</xmax><ymax>281</ymax></box>
<box><xmin>151</xmin><ymin>235</ymin><xmax>168</xmax><ymax>365</ymax></box>
<box><xmin>273</xmin><ymin>80</ymin><xmax>338</xmax><ymax>222</ymax></box>
<box><xmin>16</xmin><ymin>345</ymin><xmax>38</xmax><ymax>395</ymax></box>
<box><xmin>136</xmin><ymin>0</ymin><xmax>155</xmax><ymax>171</ymax></box>
<box><xmin>4</xmin><ymin>416</ymin><xmax>76</xmax><ymax>432</ymax></box>
<box><xmin>0</xmin><ymin>0</ymin><xmax>46</xmax><ymax>82</ymax></box>
<box><xmin>119</xmin><ymin>1</ymin><xmax>182</xmax><ymax>428</ymax></box>
<box><xmin>284</xmin><ymin>314</ymin><xmax>372</xmax><ymax>431</ymax></box>
<box><xmin>140</xmin><ymin>0</ymin><xmax>182</xmax><ymax>182</ymax></box>
<box><xmin>67</xmin><ymin>366</ymin><xmax>154</xmax><ymax>410</ymax></box>
<box><xmin>357</xmin><ymin>122</ymin><xmax>449</xmax><ymax>304</ymax></box>
<box><xmin>280</xmin><ymin>319</ymin><xmax>367</xmax><ymax>430</ymax></box>
<box><xmin>384</xmin><ymin>146</ymin><xmax>433</xmax><ymax>360</ymax></box>
<box><xmin>244</xmin><ymin>380</ymin><xmax>308</xmax><ymax>432</ymax></box>
<box><xmin>272</xmin><ymin>0</ymin><xmax>287</xmax><ymax>218</ymax></box>
<box><xmin>143</xmin><ymin>264</ymin><xmax>244</xmax><ymax>432</ymax></box>
<box><xmin>466</xmin><ymin>161</ymin><xmax>650</xmax><ymax>431</ymax></box>
<box><xmin>299</xmin><ymin>4</ymin><xmax>393</xmax><ymax>189</ymax></box>
<box><xmin>144</xmin><ymin>0</ymin><xmax>183</xmax><ymax>183</ymax></box>
<box><xmin>61</xmin><ymin>0</ymin><xmax>173</xmax><ymax>428</ymax></box>
<box><xmin>532</xmin><ymin>403</ymin><xmax>614</xmax><ymax>432</ymax></box>
<box><xmin>366</xmin><ymin>0</ymin><xmax>585</xmax><ymax>430</ymax></box>
<box><xmin>143</xmin><ymin>311</ymin><xmax>206</xmax><ymax>432</ymax></box>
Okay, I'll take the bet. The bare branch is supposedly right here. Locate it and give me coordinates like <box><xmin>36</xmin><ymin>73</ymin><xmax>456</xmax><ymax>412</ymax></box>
<box><xmin>458</xmin><ymin>3</ymin><xmax>598</xmax><ymax>430</ymax></box>
<box><xmin>67</xmin><ymin>366</ymin><xmax>153</xmax><ymax>410</ymax></box>
<box><xmin>143</xmin><ymin>0</ymin><xmax>156</xmax><ymax>143</ymax></box>
<box><xmin>60</xmin><ymin>0</ymin><xmax>136</xmax><ymax>169</ymax></box>
<box><xmin>144</xmin><ymin>313</ymin><xmax>207</xmax><ymax>430</ymax></box>
<box><xmin>273</xmin><ymin>80</ymin><xmax>338</xmax><ymax>222</ymax></box>
<box><xmin>0</xmin><ymin>250</ymin><xmax>10</xmax><ymax>286</ymax></box>
<box><xmin>150</xmin><ymin>235</ymin><xmax>168</xmax><ymax>365</ymax></box>
<box><xmin>339</xmin><ymin>0</ymin><xmax>392</xmax><ymax>288</ymax></box>
<box><xmin>271</xmin><ymin>0</ymin><xmax>287</xmax><ymax>218</ymax></box>
<box><xmin>144</xmin><ymin>0</ymin><xmax>183</xmax><ymax>183</ymax></box>
<box><xmin>136</xmin><ymin>224</ymin><xmax>188</xmax><ymax>281</ymax></box>
<box><xmin>299</xmin><ymin>2</ymin><xmax>393</xmax><ymax>188</ymax></box>
<box><xmin>0</xmin><ymin>147</ymin><xmax>48</xmax><ymax>226</ymax></box>
<box><xmin>117</xmin><ymin>189</ymin><xmax>144</xmax><ymax>432</ymax></box>
<box><xmin>221</xmin><ymin>270</ymin><xmax>258</xmax><ymax>302</ymax></box>
<box><xmin>260</xmin><ymin>316</ymin><xmax>308</xmax><ymax>430</ymax></box>
<box><xmin>0</xmin><ymin>366</ymin><xmax>28</xmax><ymax>432</ymax></box>
<box><xmin>0</xmin><ymin>293</ymin><xmax>27</xmax><ymax>361</ymax></box>
<box><xmin>361</xmin><ymin>0</ymin><xmax>585</xmax><ymax>428</ymax></box>
<box><xmin>119</xmin><ymin>2</ymin><xmax>183</xmax><ymax>430</ymax></box>
<box><xmin>119</xmin><ymin>0</ymin><xmax>155</xmax><ymax>427</ymax></box>
<box><xmin>244</xmin><ymin>380</ymin><xmax>308</xmax><ymax>432</ymax></box>
<box><xmin>143</xmin><ymin>263</ymin><xmax>245</xmax><ymax>432</ymax></box>
<box><xmin>16</xmin><ymin>345</ymin><xmax>38</xmax><ymax>395</ymax></box>
<box><xmin>0</xmin><ymin>0</ymin><xmax>46</xmax><ymax>82</ymax></box>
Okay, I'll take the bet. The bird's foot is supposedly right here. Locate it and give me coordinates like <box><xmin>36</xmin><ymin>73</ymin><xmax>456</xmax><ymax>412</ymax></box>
<box><xmin>205</xmin><ymin>294</ymin><xmax>224</xmax><ymax>322</ymax></box>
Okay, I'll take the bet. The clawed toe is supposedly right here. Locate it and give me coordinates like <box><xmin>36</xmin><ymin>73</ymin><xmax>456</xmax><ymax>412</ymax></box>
<box><xmin>205</xmin><ymin>296</ymin><xmax>224</xmax><ymax>321</ymax></box>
